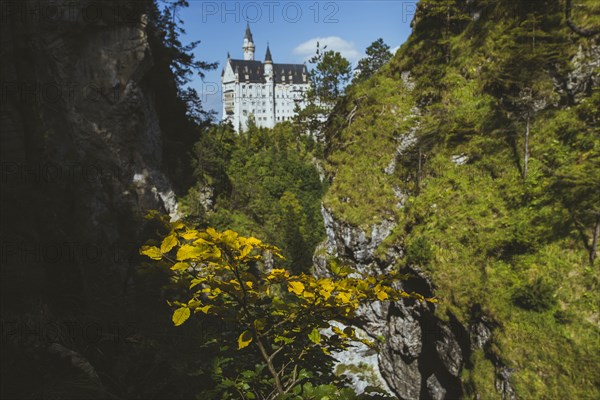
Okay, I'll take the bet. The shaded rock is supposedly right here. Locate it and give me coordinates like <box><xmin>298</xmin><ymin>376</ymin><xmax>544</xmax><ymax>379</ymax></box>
<box><xmin>435</xmin><ymin>324</ymin><xmax>463</xmax><ymax>377</ymax></box>
<box><xmin>380</xmin><ymin>346</ymin><xmax>422</xmax><ymax>400</ymax></box>
<box><xmin>426</xmin><ymin>374</ymin><xmax>446</xmax><ymax>400</ymax></box>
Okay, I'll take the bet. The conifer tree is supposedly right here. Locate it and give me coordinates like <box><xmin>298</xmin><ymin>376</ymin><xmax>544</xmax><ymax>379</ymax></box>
<box><xmin>354</xmin><ymin>38</ymin><xmax>393</xmax><ymax>82</ymax></box>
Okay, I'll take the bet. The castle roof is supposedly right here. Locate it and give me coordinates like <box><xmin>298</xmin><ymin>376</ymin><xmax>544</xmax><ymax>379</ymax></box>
<box><xmin>228</xmin><ymin>59</ymin><xmax>307</xmax><ymax>84</ymax></box>
<box><xmin>265</xmin><ymin>44</ymin><xmax>272</xmax><ymax>62</ymax></box>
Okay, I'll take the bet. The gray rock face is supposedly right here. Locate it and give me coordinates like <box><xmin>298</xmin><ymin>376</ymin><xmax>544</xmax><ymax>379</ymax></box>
<box><xmin>434</xmin><ymin>324</ymin><xmax>463</xmax><ymax>378</ymax></box>
<box><xmin>1</xmin><ymin>0</ymin><xmax>179</xmax><ymax>265</ymax></box>
<box><xmin>564</xmin><ymin>42</ymin><xmax>600</xmax><ymax>103</ymax></box>
<box><xmin>1</xmin><ymin>1</ymin><xmax>189</xmax><ymax>395</ymax></box>
<box><xmin>426</xmin><ymin>374</ymin><xmax>446</xmax><ymax>400</ymax></box>
<box><xmin>321</xmin><ymin>206</ymin><xmax>396</xmax><ymax>265</ymax></box>
<box><xmin>469</xmin><ymin>319</ymin><xmax>492</xmax><ymax>351</ymax></box>
<box><xmin>389</xmin><ymin>305</ymin><xmax>422</xmax><ymax>360</ymax></box>
<box><xmin>495</xmin><ymin>367</ymin><xmax>517</xmax><ymax>400</ymax></box>
<box><xmin>0</xmin><ymin>0</ymin><xmax>188</xmax><ymax>339</ymax></box>
<box><xmin>380</xmin><ymin>347</ymin><xmax>422</xmax><ymax>400</ymax></box>
<box><xmin>315</xmin><ymin>204</ymin><xmax>519</xmax><ymax>399</ymax></box>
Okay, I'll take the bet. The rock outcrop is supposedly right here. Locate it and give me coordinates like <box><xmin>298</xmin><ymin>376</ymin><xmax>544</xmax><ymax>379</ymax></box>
<box><xmin>315</xmin><ymin>206</ymin><xmax>515</xmax><ymax>399</ymax></box>
<box><xmin>0</xmin><ymin>1</ymin><xmax>187</xmax><ymax>397</ymax></box>
<box><xmin>1</xmin><ymin>0</ymin><xmax>179</xmax><ymax>300</ymax></box>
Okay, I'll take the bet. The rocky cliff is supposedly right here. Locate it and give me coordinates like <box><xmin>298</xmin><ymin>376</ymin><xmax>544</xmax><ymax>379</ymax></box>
<box><xmin>316</xmin><ymin>206</ymin><xmax>514</xmax><ymax>399</ymax></box>
<box><xmin>318</xmin><ymin>0</ymin><xmax>599</xmax><ymax>398</ymax></box>
<box><xmin>0</xmin><ymin>1</ymin><xmax>192</xmax><ymax>397</ymax></box>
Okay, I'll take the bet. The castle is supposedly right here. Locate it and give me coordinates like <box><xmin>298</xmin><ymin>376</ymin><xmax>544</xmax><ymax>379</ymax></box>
<box><xmin>221</xmin><ymin>24</ymin><xmax>310</xmax><ymax>132</ymax></box>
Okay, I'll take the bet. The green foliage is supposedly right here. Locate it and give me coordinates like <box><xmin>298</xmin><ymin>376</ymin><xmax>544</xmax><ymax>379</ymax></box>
<box><xmin>183</xmin><ymin>123</ymin><xmax>325</xmax><ymax>272</ymax></box>
<box><xmin>405</xmin><ymin>236</ymin><xmax>433</xmax><ymax>267</ymax></box>
<box><xmin>512</xmin><ymin>277</ymin><xmax>558</xmax><ymax>312</ymax></box>
<box><xmin>322</xmin><ymin>0</ymin><xmax>600</xmax><ymax>398</ymax></box>
<box><xmin>295</xmin><ymin>43</ymin><xmax>352</xmax><ymax>137</ymax></box>
<box><xmin>323</xmin><ymin>73</ymin><xmax>416</xmax><ymax>227</ymax></box>
<box><xmin>309</xmin><ymin>45</ymin><xmax>352</xmax><ymax>103</ymax></box>
<box><xmin>140</xmin><ymin>223</ymin><xmax>430</xmax><ymax>398</ymax></box>
<box><xmin>354</xmin><ymin>38</ymin><xmax>393</xmax><ymax>82</ymax></box>
<box><xmin>146</xmin><ymin>0</ymin><xmax>218</xmax><ymax>190</ymax></box>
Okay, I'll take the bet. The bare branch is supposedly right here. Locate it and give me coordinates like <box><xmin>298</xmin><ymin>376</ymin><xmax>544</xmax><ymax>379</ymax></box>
<box><xmin>565</xmin><ymin>0</ymin><xmax>599</xmax><ymax>37</ymax></box>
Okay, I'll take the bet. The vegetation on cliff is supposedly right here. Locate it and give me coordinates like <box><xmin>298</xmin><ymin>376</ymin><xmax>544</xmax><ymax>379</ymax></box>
<box><xmin>322</xmin><ymin>0</ymin><xmax>599</xmax><ymax>398</ymax></box>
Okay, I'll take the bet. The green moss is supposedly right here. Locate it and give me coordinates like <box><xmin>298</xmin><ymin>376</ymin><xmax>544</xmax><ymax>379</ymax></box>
<box><xmin>324</xmin><ymin>0</ymin><xmax>600</xmax><ymax>397</ymax></box>
<box><xmin>323</xmin><ymin>74</ymin><xmax>416</xmax><ymax>228</ymax></box>
<box><xmin>462</xmin><ymin>350</ymin><xmax>500</xmax><ymax>400</ymax></box>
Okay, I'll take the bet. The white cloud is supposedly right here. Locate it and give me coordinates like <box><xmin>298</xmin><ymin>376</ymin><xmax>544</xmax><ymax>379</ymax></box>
<box><xmin>391</xmin><ymin>45</ymin><xmax>401</xmax><ymax>55</ymax></box>
<box><xmin>293</xmin><ymin>36</ymin><xmax>361</xmax><ymax>63</ymax></box>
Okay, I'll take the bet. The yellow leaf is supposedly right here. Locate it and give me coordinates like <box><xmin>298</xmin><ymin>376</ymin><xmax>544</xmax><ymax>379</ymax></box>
<box><xmin>221</xmin><ymin>230</ymin><xmax>240</xmax><ymax>249</ymax></box>
<box><xmin>288</xmin><ymin>281</ymin><xmax>305</xmax><ymax>295</ymax></box>
<box><xmin>245</xmin><ymin>281</ymin><xmax>254</xmax><ymax>289</ymax></box>
<box><xmin>375</xmin><ymin>284</ymin><xmax>389</xmax><ymax>301</ymax></box>
<box><xmin>171</xmin><ymin>262</ymin><xmax>189</xmax><ymax>271</ymax></box>
<box><xmin>140</xmin><ymin>245</ymin><xmax>162</xmax><ymax>260</ymax></box>
<box><xmin>190</xmin><ymin>280</ymin><xmax>202</xmax><ymax>289</ymax></box>
<box><xmin>193</xmin><ymin>237</ymin><xmax>211</xmax><ymax>246</ymax></box>
<box><xmin>361</xmin><ymin>338</ymin><xmax>376</xmax><ymax>348</ymax></box>
<box><xmin>244</xmin><ymin>237</ymin><xmax>262</xmax><ymax>246</ymax></box>
<box><xmin>253</xmin><ymin>319</ymin><xmax>266</xmax><ymax>332</ymax></box>
<box><xmin>330</xmin><ymin>263</ymin><xmax>341</xmax><ymax>275</ymax></box>
<box><xmin>176</xmin><ymin>244</ymin><xmax>205</xmax><ymax>261</ymax></box>
<box><xmin>332</xmin><ymin>326</ymin><xmax>345</xmax><ymax>337</ymax></box>
<box><xmin>302</xmin><ymin>291</ymin><xmax>315</xmax><ymax>300</ymax></box>
<box><xmin>376</xmin><ymin>290</ymin><xmax>389</xmax><ymax>301</ymax></box>
<box><xmin>267</xmin><ymin>268</ymin><xmax>289</xmax><ymax>280</ymax></box>
<box><xmin>171</xmin><ymin>221</ymin><xmax>185</xmax><ymax>231</ymax></box>
<box><xmin>206</xmin><ymin>227</ymin><xmax>220</xmax><ymax>239</ymax></box>
<box><xmin>318</xmin><ymin>279</ymin><xmax>334</xmax><ymax>299</ymax></box>
<box><xmin>237</xmin><ymin>245</ymin><xmax>253</xmax><ymax>259</ymax></box>
<box><xmin>195</xmin><ymin>305</ymin><xmax>212</xmax><ymax>314</ymax></box>
<box><xmin>336</xmin><ymin>292</ymin><xmax>351</xmax><ymax>304</ymax></box>
<box><xmin>238</xmin><ymin>330</ymin><xmax>253</xmax><ymax>349</ymax></box>
<box><xmin>308</xmin><ymin>327</ymin><xmax>321</xmax><ymax>344</ymax></box>
<box><xmin>172</xmin><ymin>307</ymin><xmax>190</xmax><ymax>326</ymax></box>
<box><xmin>181</xmin><ymin>230</ymin><xmax>199</xmax><ymax>240</ymax></box>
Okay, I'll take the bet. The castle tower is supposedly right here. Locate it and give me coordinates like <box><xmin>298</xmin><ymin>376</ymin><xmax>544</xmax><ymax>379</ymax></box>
<box><xmin>264</xmin><ymin>44</ymin><xmax>273</xmax><ymax>79</ymax></box>
<box><xmin>264</xmin><ymin>44</ymin><xmax>275</xmax><ymax>127</ymax></box>
<box><xmin>242</xmin><ymin>23</ymin><xmax>255</xmax><ymax>61</ymax></box>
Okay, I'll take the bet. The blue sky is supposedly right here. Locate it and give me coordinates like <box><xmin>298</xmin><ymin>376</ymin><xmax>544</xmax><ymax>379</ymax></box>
<box><xmin>175</xmin><ymin>1</ymin><xmax>418</xmax><ymax>118</ymax></box>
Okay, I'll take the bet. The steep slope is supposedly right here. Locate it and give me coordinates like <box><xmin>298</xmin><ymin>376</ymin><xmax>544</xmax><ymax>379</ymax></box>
<box><xmin>0</xmin><ymin>1</ymin><xmax>205</xmax><ymax>397</ymax></box>
<box><xmin>319</xmin><ymin>0</ymin><xmax>599</xmax><ymax>398</ymax></box>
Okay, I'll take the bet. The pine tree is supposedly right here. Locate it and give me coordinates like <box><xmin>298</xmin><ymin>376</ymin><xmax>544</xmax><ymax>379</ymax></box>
<box><xmin>354</xmin><ymin>38</ymin><xmax>393</xmax><ymax>82</ymax></box>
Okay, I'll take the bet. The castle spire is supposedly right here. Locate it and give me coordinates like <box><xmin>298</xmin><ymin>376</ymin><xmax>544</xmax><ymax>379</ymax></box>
<box><xmin>242</xmin><ymin>23</ymin><xmax>255</xmax><ymax>61</ymax></box>
<box><xmin>265</xmin><ymin>42</ymin><xmax>272</xmax><ymax>63</ymax></box>
<box><xmin>244</xmin><ymin>22</ymin><xmax>254</xmax><ymax>42</ymax></box>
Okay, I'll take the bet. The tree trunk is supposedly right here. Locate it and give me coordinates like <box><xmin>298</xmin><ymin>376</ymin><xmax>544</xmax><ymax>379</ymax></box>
<box><xmin>445</xmin><ymin>1</ymin><xmax>451</xmax><ymax>64</ymax></box>
<box><xmin>417</xmin><ymin>146</ymin><xmax>422</xmax><ymax>192</ymax></box>
<box><xmin>523</xmin><ymin>116</ymin><xmax>530</xmax><ymax>179</ymax></box>
<box><xmin>591</xmin><ymin>214</ymin><xmax>600</xmax><ymax>266</ymax></box>
<box><xmin>565</xmin><ymin>0</ymin><xmax>599</xmax><ymax>37</ymax></box>
<box><xmin>255</xmin><ymin>337</ymin><xmax>285</xmax><ymax>396</ymax></box>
